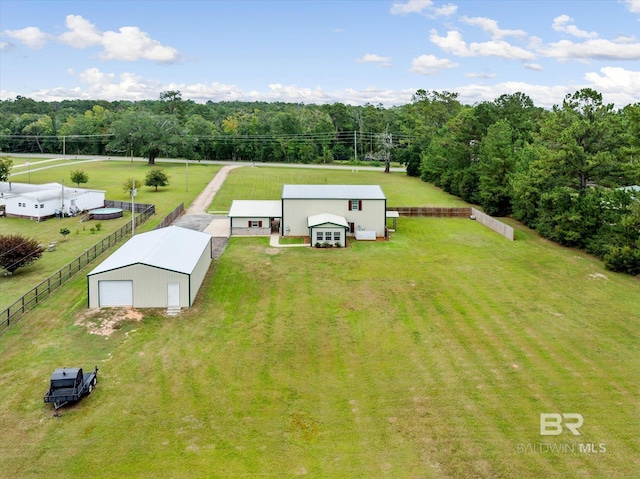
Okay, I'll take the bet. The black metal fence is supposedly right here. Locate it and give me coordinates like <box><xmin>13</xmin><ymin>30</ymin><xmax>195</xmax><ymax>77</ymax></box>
<box><xmin>0</xmin><ymin>203</ymin><xmax>155</xmax><ymax>334</ymax></box>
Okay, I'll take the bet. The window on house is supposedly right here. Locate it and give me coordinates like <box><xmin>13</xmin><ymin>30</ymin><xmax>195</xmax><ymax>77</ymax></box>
<box><xmin>316</xmin><ymin>232</ymin><xmax>323</xmax><ymax>241</ymax></box>
<box><xmin>349</xmin><ymin>199</ymin><xmax>362</xmax><ymax>211</ymax></box>
<box><xmin>325</xmin><ymin>232</ymin><xmax>333</xmax><ymax>241</ymax></box>
<box><xmin>248</xmin><ymin>220</ymin><xmax>263</xmax><ymax>228</ymax></box>
<box><xmin>35</xmin><ymin>204</ymin><xmax>38</xmax><ymax>208</ymax></box>
<box><xmin>333</xmin><ymin>232</ymin><xmax>341</xmax><ymax>241</ymax></box>
<box><xmin>40</xmin><ymin>204</ymin><xmax>44</xmax><ymax>208</ymax></box>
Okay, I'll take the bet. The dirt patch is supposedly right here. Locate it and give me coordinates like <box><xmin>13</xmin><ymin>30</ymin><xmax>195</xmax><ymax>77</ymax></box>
<box><xmin>265</xmin><ymin>248</ymin><xmax>280</xmax><ymax>255</ymax></box>
<box><xmin>75</xmin><ymin>308</ymin><xmax>144</xmax><ymax>336</ymax></box>
<box><xmin>588</xmin><ymin>272</ymin><xmax>608</xmax><ymax>280</ymax></box>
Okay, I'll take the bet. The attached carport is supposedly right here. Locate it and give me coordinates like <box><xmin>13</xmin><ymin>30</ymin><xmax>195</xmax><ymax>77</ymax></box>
<box><xmin>228</xmin><ymin>200</ymin><xmax>282</xmax><ymax>236</ymax></box>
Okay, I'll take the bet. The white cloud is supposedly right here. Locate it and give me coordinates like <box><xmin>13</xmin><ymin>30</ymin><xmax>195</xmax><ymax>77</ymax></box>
<box><xmin>100</xmin><ymin>26</ymin><xmax>180</xmax><ymax>63</ymax></box>
<box><xmin>4</xmin><ymin>15</ymin><xmax>180</xmax><ymax>63</ymax></box>
<box><xmin>464</xmin><ymin>72</ymin><xmax>497</xmax><ymax>79</ymax></box>
<box><xmin>433</xmin><ymin>4</ymin><xmax>457</xmax><ymax>16</ymax></box>
<box><xmin>552</xmin><ymin>15</ymin><xmax>598</xmax><ymax>39</ymax></box>
<box><xmin>356</xmin><ymin>53</ymin><xmax>392</xmax><ymax>67</ymax></box>
<box><xmin>2</xmin><ymin>73</ymin><xmax>638</xmax><ymax>109</ymax></box>
<box><xmin>623</xmin><ymin>0</ymin><xmax>640</xmax><ymax>14</ymax></box>
<box><xmin>455</xmin><ymin>81</ymin><xmax>573</xmax><ymax>109</ymax></box>
<box><xmin>3</xmin><ymin>26</ymin><xmax>50</xmax><ymax>49</ymax></box>
<box><xmin>461</xmin><ymin>17</ymin><xmax>527</xmax><ymax>40</ymax></box>
<box><xmin>390</xmin><ymin>0</ymin><xmax>433</xmax><ymax>15</ymax></box>
<box><xmin>430</xmin><ymin>30</ymin><xmax>537</xmax><ymax>60</ymax></box>
<box><xmin>541</xmin><ymin>38</ymin><xmax>640</xmax><ymax>61</ymax></box>
<box><xmin>524</xmin><ymin>63</ymin><xmax>543</xmax><ymax>71</ymax></box>
<box><xmin>584</xmin><ymin>66</ymin><xmax>640</xmax><ymax>97</ymax></box>
<box><xmin>0</xmin><ymin>66</ymin><xmax>415</xmax><ymax>106</ymax></box>
<box><xmin>79</xmin><ymin>67</ymin><xmax>116</xmax><ymax>86</ymax></box>
<box><xmin>0</xmin><ymin>41</ymin><xmax>13</xmax><ymax>50</ymax></box>
<box><xmin>410</xmin><ymin>54</ymin><xmax>458</xmax><ymax>75</ymax></box>
<box><xmin>390</xmin><ymin>0</ymin><xmax>456</xmax><ymax>17</ymax></box>
<box><xmin>58</xmin><ymin>15</ymin><xmax>102</xmax><ymax>48</ymax></box>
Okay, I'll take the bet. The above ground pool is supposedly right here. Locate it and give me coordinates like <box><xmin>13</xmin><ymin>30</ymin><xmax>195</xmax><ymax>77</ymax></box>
<box><xmin>90</xmin><ymin>207</ymin><xmax>123</xmax><ymax>220</ymax></box>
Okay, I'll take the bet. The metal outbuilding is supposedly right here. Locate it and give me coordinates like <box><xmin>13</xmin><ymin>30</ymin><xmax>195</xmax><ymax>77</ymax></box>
<box><xmin>87</xmin><ymin>226</ymin><xmax>212</xmax><ymax>309</ymax></box>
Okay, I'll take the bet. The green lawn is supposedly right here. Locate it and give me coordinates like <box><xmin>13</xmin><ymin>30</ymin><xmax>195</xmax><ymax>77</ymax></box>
<box><xmin>1</xmin><ymin>219</ymin><xmax>639</xmax><ymax>477</ymax></box>
<box><xmin>209</xmin><ymin>166</ymin><xmax>467</xmax><ymax>211</ymax></box>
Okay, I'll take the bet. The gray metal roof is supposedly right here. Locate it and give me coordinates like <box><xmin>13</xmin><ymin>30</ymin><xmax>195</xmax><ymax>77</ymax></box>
<box><xmin>307</xmin><ymin>213</ymin><xmax>349</xmax><ymax>228</ymax></box>
<box><xmin>0</xmin><ymin>182</ymin><xmax>104</xmax><ymax>200</ymax></box>
<box><xmin>282</xmin><ymin>184</ymin><xmax>386</xmax><ymax>200</ymax></box>
<box><xmin>88</xmin><ymin>226</ymin><xmax>211</xmax><ymax>276</ymax></box>
<box><xmin>228</xmin><ymin>200</ymin><xmax>282</xmax><ymax>218</ymax></box>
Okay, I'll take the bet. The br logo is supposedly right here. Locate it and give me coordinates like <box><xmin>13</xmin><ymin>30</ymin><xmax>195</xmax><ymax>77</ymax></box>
<box><xmin>540</xmin><ymin>413</ymin><xmax>584</xmax><ymax>436</ymax></box>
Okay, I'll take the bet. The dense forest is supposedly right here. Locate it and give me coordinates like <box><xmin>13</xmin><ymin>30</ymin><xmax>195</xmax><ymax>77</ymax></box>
<box><xmin>1</xmin><ymin>89</ymin><xmax>639</xmax><ymax>274</ymax></box>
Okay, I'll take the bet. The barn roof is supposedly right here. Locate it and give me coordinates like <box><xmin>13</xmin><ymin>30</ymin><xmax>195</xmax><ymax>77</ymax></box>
<box><xmin>228</xmin><ymin>200</ymin><xmax>282</xmax><ymax>218</ymax></box>
<box><xmin>282</xmin><ymin>184</ymin><xmax>386</xmax><ymax>200</ymax></box>
<box><xmin>88</xmin><ymin>226</ymin><xmax>211</xmax><ymax>276</ymax></box>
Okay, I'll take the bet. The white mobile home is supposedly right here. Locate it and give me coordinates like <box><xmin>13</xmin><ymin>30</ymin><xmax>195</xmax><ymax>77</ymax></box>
<box><xmin>0</xmin><ymin>182</ymin><xmax>105</xmax><ymax>219</ymax></box>
<box><xmin>281</xmin><ymin>184</ymin><xmax>387</xmax><ymax>240</ymax></box>
<box><xmin>87</xmin><ymin>226</ymin><xmax>212</xmax><ymax>309</ymax></box>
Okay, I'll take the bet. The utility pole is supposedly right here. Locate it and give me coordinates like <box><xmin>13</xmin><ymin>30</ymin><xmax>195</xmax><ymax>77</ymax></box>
<box><xmin>131</xmin><ymin>179</ymin><xmax>137</xmax><ymax>235</ymax></box>
<box><xmin>354</xmin><ymin>130</ymin><xmax>357</xmax><ymax>161</ymax></box>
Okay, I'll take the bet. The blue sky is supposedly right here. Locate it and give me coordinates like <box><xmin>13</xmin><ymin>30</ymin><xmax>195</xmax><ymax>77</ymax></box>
<box><xmin>1</xmin><ymin>0</ymin><xmax>639</xmax><ymax>108</ymax></box>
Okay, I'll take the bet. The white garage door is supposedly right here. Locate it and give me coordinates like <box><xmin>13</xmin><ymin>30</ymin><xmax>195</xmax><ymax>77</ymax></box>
<box><xmin>98</xmin><ymin>280</ymin><xmax>133</xmax><ymax>307</ymax></box>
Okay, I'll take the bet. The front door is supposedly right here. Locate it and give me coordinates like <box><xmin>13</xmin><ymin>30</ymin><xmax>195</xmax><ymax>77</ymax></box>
<box><xmin>167</xmin><ymin>282</ymin><xmax>180</xmax><ymax>307</ymax></box>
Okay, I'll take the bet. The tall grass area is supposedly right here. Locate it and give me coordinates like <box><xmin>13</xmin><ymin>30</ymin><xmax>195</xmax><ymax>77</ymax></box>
<box><xmin>0</xmin><ymin>159</ymin><xmax>221</xmax><ymax>310</ymax></box>
<box><xmin>1</xmin><ymin>216</ymin><xmax>638</xmax><ymax>478</ymax></box>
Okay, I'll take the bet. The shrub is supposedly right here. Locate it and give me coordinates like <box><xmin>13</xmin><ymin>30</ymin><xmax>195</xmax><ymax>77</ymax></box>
<box><xmin>59</xmin><ymin>228</ymin><xmax>70</xmax><ymax>241</ymax></box>
<box><xmin>0</xmin><ymin>234</ymin><xmax>45</xmax><ymax>273</ymax></box>
<box><xmin>604</xmin><ymin>246</ymin><xmax>640</xmax><ymax>275</ymax></box>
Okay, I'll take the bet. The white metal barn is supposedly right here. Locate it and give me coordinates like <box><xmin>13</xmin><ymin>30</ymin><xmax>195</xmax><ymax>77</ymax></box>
<box><xmin>87</xmin><ymin>226</ymin><xmax>212</xmax><ymax>309</ymax></box>
<box><xmin>0</xmin><ymin>182</ymin><xmax>105</xmax><ymax>219</ymax></box>
<box><xmin>228</xmin><ymin>200</ymin><xmax>282</xmax><ymax>236</ymax></box>
<box><xmin>281</xmin><ymin>184</ymin><xmax>387</xmax><ymax>241</ymax></box>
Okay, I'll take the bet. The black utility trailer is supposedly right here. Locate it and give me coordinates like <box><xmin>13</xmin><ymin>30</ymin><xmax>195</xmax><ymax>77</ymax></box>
<box><xmin>44</xmin><ymin>366</ymin><xmax>98</xmax><ymax>415</ymax></box>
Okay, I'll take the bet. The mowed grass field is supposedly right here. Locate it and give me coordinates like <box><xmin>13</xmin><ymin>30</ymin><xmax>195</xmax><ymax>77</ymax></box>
<box><xmin>1</xmin><ymin>164</ymin><xmax>639</xmax><ymax>478</ymax></box>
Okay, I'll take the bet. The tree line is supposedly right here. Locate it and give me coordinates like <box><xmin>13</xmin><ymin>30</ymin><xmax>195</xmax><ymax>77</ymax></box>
<box><xmin>0</xmin><ymin>92</ymin><xmax>413</xmax><ymax>168</ymax></box>
<box><xmin>1</xmin><ymin>88</ymin><xmax>639</xmax><ymax>274</ymax></box>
